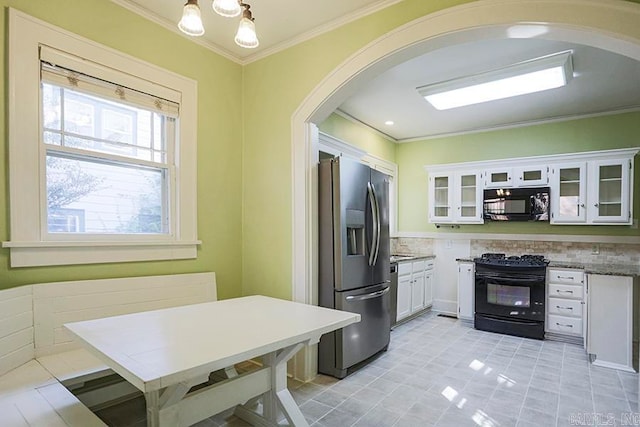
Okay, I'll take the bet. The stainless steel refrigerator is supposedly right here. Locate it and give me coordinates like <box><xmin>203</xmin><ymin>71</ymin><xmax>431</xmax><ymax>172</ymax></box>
<box><xmin>318</xmin><ymin>156</ymin><xmax>391</xmax><ymax>379</ymax></box>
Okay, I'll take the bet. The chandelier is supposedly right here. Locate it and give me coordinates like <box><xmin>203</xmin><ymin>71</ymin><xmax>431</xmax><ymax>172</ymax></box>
<box><xmin>178</xmin><ymin>0</ymin><xmax>259</xmax><ymax>49</ymax></box>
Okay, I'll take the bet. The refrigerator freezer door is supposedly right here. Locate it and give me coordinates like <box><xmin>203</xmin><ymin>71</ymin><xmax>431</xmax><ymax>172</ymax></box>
<box><xmin>335</xmin><ymin>283</ymin><xmax>391</xmax><ymax>371</ymax></box>
<box><xmin>333</xmin><ymin>158</ymin><xmax>374</xmax><ymax>291</ymax></box>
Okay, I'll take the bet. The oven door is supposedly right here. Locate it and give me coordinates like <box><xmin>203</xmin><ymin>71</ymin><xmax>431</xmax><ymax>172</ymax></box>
<box><xmin>475</xmin><ymin>272</ymin><xmax>545</xmax><ymax>322</ymax></box>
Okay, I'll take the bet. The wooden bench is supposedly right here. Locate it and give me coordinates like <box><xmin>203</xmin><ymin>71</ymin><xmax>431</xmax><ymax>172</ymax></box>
<box><xmin>0</xmin><ymin>272</ymin><xmax>217</xmax><ymax>426</ymax></box>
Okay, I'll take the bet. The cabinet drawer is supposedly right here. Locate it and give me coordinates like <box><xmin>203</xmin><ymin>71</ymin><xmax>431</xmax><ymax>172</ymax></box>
<box><xmin>548</xmin><ymin>269</ymin><xmax>583</xmax><ymax>285</ymax></box>
<box><xmin>398</xmin><ymin>262</ymin><xmax>412</xmax><ymax>276</ymax></box>
<box><xmin>548</xmin><ymin>283</ymin><xmax>583</xmax><ymax>300</ymax></box>
<box><xmin>548</xmin><ymin>297</ymin><xmax>582</xmax><ymax>317</ymax></box>
<box><xmin>412</xmin><ymin>260</ymin><xmax>425</xmax><ymax>272</ymax></box>
<box><xmin>548</xmin><ymin>314</ymin><xmax>582</xmax><ymax>335</ymax></box>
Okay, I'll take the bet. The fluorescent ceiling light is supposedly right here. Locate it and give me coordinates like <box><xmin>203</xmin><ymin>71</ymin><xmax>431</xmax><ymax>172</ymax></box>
<box><xmin>385</xmin><ymin>120</ymin><xmax>394</xmax><ymax>125</ymax></box>
<box><xmin>417</xmin><ymin>51</ymin><xmax>573</xmax><ymax>110</ymax></box>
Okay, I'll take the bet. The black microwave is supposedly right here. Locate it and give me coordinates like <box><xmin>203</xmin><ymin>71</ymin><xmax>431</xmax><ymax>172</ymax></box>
<box><xmin>483</xmin><ymin>187</ymin><xmax>550</xmax><ymax>221</ymax></box>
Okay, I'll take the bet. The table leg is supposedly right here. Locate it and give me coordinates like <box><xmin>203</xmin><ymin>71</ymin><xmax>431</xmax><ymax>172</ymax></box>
<box><xmin>264</xmin><ymin>343</ymin><xmax>309</xmax><ymax>427</ymax></box>
<box><xmin>144</xmin><ymin>390</ymin><xmax>160</xmax><ymax>427</ymax></box>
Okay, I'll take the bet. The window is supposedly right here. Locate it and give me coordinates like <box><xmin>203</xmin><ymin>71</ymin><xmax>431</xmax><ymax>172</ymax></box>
<box><xmin>5</xmin><ymin>10</ymin><xmax>199</xmax><ymax>267</ymax></box>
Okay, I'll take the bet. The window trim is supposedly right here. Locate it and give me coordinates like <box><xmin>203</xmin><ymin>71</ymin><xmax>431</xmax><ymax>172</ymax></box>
<box><xmin>4</xmin><ymin>9</ymin><xmax>200</xmax><ymax>267</ymax></box>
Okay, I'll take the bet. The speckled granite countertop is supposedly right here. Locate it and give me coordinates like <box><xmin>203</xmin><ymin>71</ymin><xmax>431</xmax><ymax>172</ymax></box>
<box><xmin>548</xmin><ymin>261</ymin><xmax>640</xmax><ymax>278</ymax></box>
<box><xmin>454</xmin><ymin>258</ymin><xmax>640</xmax><ymax>277</ymax></box>
<box><xmin>390</xmin><ymin>254</ymin><xmax>435</xmax><ymax>264</ymax></box>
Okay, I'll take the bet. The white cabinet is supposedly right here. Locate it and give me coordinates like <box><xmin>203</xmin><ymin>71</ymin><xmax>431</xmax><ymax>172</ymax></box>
<box><xmin>396</xmin><ymin>259</ymin><xmax>434</xmax><ymax>323</ymax></box>
<box><xmin>428</xmin><ymin>171</ymin><xmax>482</xmax><ymax>224</ymax></box>
<box><xmin>551</xmin><ymin>157</ymin><xmax>633</xmax><ymax>225</ymax></box>
<box><xmin>424</xmin><ymin>268</ymin><xmax>433</xmax><ymax>308</ymax></box>
<box><xmin>411</xmin><ymin>273</ymin><xmax>425</xmax><ymax>312</ymax></box>
<box><xmin>588</xmin><ymin>158</ymin><xmax>632</xmax><ymax>223</ymax></box>
<box><xmin>550</xmin><ymin>162</ymin><xmax>587</xmax><ymax>223</ymax></box>
<box><xmin>514</xmin><ymin>165</ymin><xmax>548</xmax><ymax>187</ymax></box>
<box><xmin>426</xmin><ymin>148</ymin><xmax>638</xmax><ymax>227</ymax></box>
<box><xmin>397</xmin><ymin>274</ymin><xmax>412</xmax><ymax>321</ymax></box>
<box><xmin>586</xmin><ymin>274</ymin><xmax>634</xmax><ymax>372</ymax></box>
<box><xmin>429</xmin><ymin>173</ymin><xmax>452</xmax><ymax>223</ymax></box>
<box><xmin>457</xmin><ymin>262</ymin><xmax>474</xmax><ymax>321</ymax></box>
<box><xmin>484</xmin><ymin>168</ymin><xmax>513</xmax><ymax>188</ymax></box>
<box><xmin>546</xmin><ymin>268</ymin><xmax>586</xmax><ymax>346</ymax></box>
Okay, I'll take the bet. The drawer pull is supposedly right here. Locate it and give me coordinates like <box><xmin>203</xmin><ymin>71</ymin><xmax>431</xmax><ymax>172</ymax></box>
<box><xmin>556</xmin><ymin>323</ymin><xmax>573</xmax><ymax>328</ymax></box>
<box><xmin>556</xmin><ymin>290</ymin><xmax>574</xmax><ymax>294</ymax></box>
<box><xmin>557</xmin><ymin>275</ymin><xmax>575</xmax><ymax>280</ymax></box>
<box><xmin>556</xmin><ymin>306</ymin><xmax>573</xmax><ymax>311</ymax></box>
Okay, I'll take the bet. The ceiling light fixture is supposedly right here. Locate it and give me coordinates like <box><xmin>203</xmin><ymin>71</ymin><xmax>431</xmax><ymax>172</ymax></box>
<box><xmin>385</xmin><ymin>120</ymin><xmax>394</xmax><ymax>125</ymax></box>
<box><xmin>178</xmin><ymin>0</ymin><xmax>205</xmax><ymax>37</ymax></box>
<box><xmin>417</xmin><ymin>51</ymin><xmax>573</xmax><ymax>110</ymax></box>
<box><xmin>212</xmin><ymin>0</ymin><xmax>242</xmax><ymax>17</ymax></box>
<box><xmin>178</xmin><ymin>0</ymin><xmax>259</xmax><ymax>49</ymax></box>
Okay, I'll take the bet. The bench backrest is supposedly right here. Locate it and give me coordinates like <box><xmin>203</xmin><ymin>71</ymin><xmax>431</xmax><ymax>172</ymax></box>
<box><xmin>33</xmin><ymin>272</ymin><xmax>217</xmax><ymax>357</ymax></box>
<box><xmin>0</xmin><ymin>286</ymin><xmax>34</xmax><ymax>376</ymax></box>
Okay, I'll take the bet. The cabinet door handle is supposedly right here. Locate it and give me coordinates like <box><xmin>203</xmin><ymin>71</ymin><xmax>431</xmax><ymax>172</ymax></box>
<box><xmin>556</xmin><ymin>306</ymin><xmax>573</xmax><ymax>311</ymax></box>
<box><xmin>556</xmin><ymin>290</ymin><xmax>574</xmax><ymax>294</ymax></box>
<box><xmin>557</xmin><ymin>276</ymin><xmax>574</xmax><ymax>280</ymax></box>
<box><xmin>579</xmin><ymin>203</ymin><xmax>585</xmax><ymax>208</ymax></box>
<box><xmin>594</xmin><ymin>203</ymin><xmax>599</xmax><ymax>207</ymax></box>
<box><xmin>556</xmin><ymin>323</ymin><xmax>573</xmax><ymax>328</ymax></box>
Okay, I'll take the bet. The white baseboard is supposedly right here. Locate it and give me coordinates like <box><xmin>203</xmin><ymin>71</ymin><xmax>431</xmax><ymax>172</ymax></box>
<box><xmin>592</xmin><ymin>359</ymin><xmax>636</xmax><ymax>373</ymax></box>
<box><xmin>431</xmin><ymin>299</ymin><xmax>457</xmax><ymax>316</ymax></box>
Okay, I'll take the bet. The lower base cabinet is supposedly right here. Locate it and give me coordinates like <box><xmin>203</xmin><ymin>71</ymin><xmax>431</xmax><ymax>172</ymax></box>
<box><xmin>396</xmin><ymin>259</ymin><xmax>434</xmax><ymax>323</ymax></box>
<box><xmin>457</xmin><ymin>262</ymin><xmax>474</xmax><ymax>321</ymax></box>
<box><xmin>587</xmin><ymin>274</ymin><xmax>635</xmax><ymax>372</ymax></box>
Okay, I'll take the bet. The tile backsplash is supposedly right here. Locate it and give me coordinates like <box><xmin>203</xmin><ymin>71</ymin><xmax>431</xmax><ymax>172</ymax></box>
<box><xmin>391</xmin><ymin>237</ymin><xmax>434</xmax><ymax>255</ymax></box>
<box><xmin>392</xmin><ymin>237</ymin><xmax>640</xmax><ymax>265</ymax></box>
<box><xmin>472</xmin><ymin>240</ymin><xmax>640</xmax><ymax>265</ymax></box>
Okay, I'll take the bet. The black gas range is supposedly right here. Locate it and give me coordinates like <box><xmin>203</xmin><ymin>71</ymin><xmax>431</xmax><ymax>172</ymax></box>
<box><xmin>474</xmin><ymin>253</ymin><xmax>549</xmax><ymax>340</ymax></box>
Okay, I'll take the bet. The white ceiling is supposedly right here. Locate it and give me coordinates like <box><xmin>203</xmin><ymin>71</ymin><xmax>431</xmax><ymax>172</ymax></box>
<box><xmin>113</xmin><ymin>1</ymin><xmax>640</xmax><ymax>142</ymax></box>
<box><xmin>112</xmin><ymin>0</ymin><xmax>399</xmax><ymax>62</ymax></box>
<box><xmin>339</xmin><ymin>38</ymin><xmax>640</xmax><ymax>141</ymax></box>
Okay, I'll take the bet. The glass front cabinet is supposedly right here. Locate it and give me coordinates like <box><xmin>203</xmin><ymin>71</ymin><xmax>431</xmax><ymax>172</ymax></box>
<box><xmin>551</xmin><ymin>157</ymin><xmax>632</xmax><ymax>225</ymax></box>
<box><xmin>428</xmin><ymin>171</ymin><xmax>483</xmax><ymax>224</ymax></box>
<box><xmin>550</xmin><ymin>162</ymin><xmax>587</xmax><ymax>223</ymax></box>
<box><xmin>589</xmin><ymin>158</ymin><xmax>631</xmax><ymax>223</ymax></box>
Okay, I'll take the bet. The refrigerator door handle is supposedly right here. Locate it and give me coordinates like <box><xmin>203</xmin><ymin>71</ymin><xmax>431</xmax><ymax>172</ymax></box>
<box><xmin>367</xmin><ymin>182</ymin><xmax>378</xmax><ymax>266</ymax></box>
<box><xmin>345</xmin><ymin>286</ymin><xmax>390</xmax><ymax>301</ymax></box>
<box><xmin>370</xmin><ymin>182</ymin><xmax>381</xmax><ymax>266</ymax></box>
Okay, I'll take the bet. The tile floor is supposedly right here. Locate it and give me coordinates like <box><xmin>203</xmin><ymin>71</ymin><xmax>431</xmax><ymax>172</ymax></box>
<box><xmin>93</xmin><ymin>311</ymin><xmax>639</xmax><ymax>427</ymax></box>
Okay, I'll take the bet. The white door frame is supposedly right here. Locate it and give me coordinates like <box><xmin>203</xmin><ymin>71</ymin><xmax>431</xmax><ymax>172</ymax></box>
<box><xmin>290</xmin><ymin>0</ymin><xmax>640</xmax><ymax>380</ymax></box>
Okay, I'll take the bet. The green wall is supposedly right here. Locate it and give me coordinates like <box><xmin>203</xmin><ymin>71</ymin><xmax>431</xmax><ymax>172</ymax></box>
<box><xmin>397</xmin><ymin>112</ymin><xmax>640</xmax><ymax>235</ymax></box>
<box><xmin>318</xmin><ymin>113</ymin><xmax>396</xmax><ymax>163</ymax></box>
<box><xmin>0</xmin><ymin>0</ymin><xmax>244</xmax><ymax>298</ymax></box>
<box><xmin>241</xmin><ymin>0</ymin><xmax>471</xmax><ymax>299</ymax></box>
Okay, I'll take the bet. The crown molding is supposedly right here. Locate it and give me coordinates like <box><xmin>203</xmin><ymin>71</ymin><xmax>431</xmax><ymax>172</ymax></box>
<box><xmin>396</xmin><ymin>105</ymin><xmax>640</xmax><ymax>143</ymax></box>
<box><xmin>239</xmin><ymin>0</ymin><xmax>404</xmax><ymax>65</ymax></box>
<box><xmin>109</xmin><ymin>0</ymin><xmax>242</xmax><ymax>64</ymax></box>
<box><xmin>333</xmin><ymin>109</ymin><xmax>398</xmax><ymax>142</ymax></box>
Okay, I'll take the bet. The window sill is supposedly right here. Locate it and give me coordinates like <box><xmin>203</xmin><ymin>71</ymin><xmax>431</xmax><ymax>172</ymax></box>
<box><xmin>2</xmin><ymin>240</ymin><xmax>201</xmax><ymax>267</ymax></box>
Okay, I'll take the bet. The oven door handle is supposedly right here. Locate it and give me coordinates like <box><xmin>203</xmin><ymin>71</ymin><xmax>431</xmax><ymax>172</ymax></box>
<box><xmin>476</xmin><ymin>274</ymin><xmax>544</xmax><ymax>285</ymax></box>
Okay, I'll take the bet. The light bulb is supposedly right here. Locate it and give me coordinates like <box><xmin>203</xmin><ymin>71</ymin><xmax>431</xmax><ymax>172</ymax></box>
<box><xmin>212</xmin><ymin>0</ymin><xmax>241</xmax><ymax>17</ymax></box>
<box><xmin>235</xmin><ymin>16</ymin><xmax>259</xmax><ymax>48</ymax></box>
<box><xmin>178</xmin><ymin>0</ymin><xmax>205</xmax><ymax>37</ymax></box>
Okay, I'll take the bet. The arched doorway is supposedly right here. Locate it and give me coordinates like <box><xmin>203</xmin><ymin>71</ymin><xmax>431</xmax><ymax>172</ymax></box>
<box><xmin>290</xmin><ymin>0</ymin><xmax>640</xmax><ymax>379</ymax></box>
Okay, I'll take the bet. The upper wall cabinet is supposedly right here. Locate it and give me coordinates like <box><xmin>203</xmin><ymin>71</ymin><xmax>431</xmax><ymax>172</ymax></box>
<box><xmin>426</xmin><ymin>148</ymin><xmax>638</xmax><ymax>225</ymax></box>
<box><xmin>551</xmin><ymin>157</ymin><xmax>632</xmax><ymax>225</ymax></box>
<box><xmin>428</xmin><ymin>171</ymin><xmax>483</xmax><ymax>224</ymax></box>
<box><xmin>550</xmin><ymin>162</ymin><xmax>587</xmax><ymax>223</ymax></box>
<box><xmin>484</xmin><ymin>165</ymin><xmax>549</xmax><ymax>188</ymax></box>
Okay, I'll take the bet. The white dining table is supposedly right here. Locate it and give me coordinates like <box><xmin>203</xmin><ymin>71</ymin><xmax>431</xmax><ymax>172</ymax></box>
<box><xmin>64</xmin><ymin>295</ymin><xmax>360</xmax><ymax>427</ymax></box>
